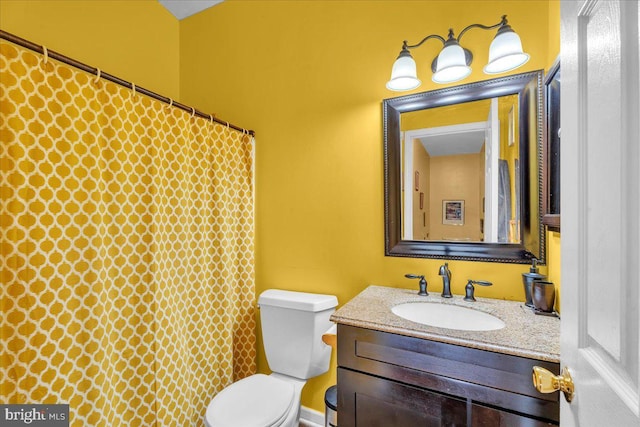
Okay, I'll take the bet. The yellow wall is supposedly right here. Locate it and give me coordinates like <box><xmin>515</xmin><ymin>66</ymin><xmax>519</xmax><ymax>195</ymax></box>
<box><xmin>429</xmin><ymin>154</ymin><xmax>482</xmax><ymax>241</ymax></box>
<box><xmin>1</xmin><ymin>0</ymin><xmax>561</xmax><ymax>415</ymax></box>
<box><xmin>179</xmin><ymin>0</ymin><xmax>556</xmax><ymax>412</ymax></box>
<box><xmin>548</xmin><ymin>0</ymin><xmax>562</xmax><ymax>68</ymax></box>
<box><xmin>401</xmin><ymin>98</ymin><xmax>491</xmax><ymax>130</ymax></box>
<box><xmin>0</xmin><ymin>0</ymin><xmax>180</xmax><ymax>100</ymax></box>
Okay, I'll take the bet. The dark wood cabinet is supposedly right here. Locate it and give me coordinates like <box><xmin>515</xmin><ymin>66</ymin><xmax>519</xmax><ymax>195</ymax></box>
<box><xmin>337</xmin><ymin>325</ymin><xmax>559</xmax><ymax>427</ymax></box>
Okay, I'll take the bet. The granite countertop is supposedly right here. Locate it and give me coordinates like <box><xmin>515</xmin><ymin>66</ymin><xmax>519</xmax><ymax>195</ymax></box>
<box><xmin>330</xmin><ymin>285</ymin><xmax>560</xmax><ymax>363</ymax></box>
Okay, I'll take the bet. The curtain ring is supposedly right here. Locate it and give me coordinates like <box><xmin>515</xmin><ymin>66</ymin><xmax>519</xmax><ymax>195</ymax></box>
<box><xmin>168</xmin><ymin>98</ymin><xmax>173</xmax><ymax>108</ymax></box>
<box><xmin>94</xmin><ymin>68</ymin><xmax>101</xmax><ymax>84</ymax></box>
<box><xmin>131</xmin><ymin>82</ymin><xmax>136</xmax><ymax>96</ymax></box>
<box><xmin>42</xmin><ymin>46</ymin><xmax>48</xmax><ymax>65</ymax></box>
<box><xmin>191</xmin><ymin>107</ymin><xmax>195</xmax><ymax>119</ymax></box>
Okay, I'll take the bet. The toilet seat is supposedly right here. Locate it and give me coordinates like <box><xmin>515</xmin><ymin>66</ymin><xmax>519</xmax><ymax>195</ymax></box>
<box><xmin>204</xmin><ymin>374</ymin><xmax>295</xmax><ymax>427</ymax></box>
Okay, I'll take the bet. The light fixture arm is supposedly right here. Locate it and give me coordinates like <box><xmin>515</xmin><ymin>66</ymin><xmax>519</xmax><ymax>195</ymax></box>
<box><xmin>457</xmin><ymin>15</ymin><xmax>508</xmax><ymax>43</ymax></box>
<box><xmin>403</xmin><ymin>34</ymin><xmax>446</xmax><ymax>51</ymax></box>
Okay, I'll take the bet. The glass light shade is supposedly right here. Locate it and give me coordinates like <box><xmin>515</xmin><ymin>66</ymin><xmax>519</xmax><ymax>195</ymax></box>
<box><xmin>386</xmin><ymin>53</ymin><xmax>421</xmax><ymax>91</ymax></box>
<box><xmin>483</xmin><ymin>30</ymin><xmax>530</xmax><ymax>74</ymax></box>
<box><xmin>432</xmin><ymin>43</ymin><xmax>471</xmax><ymax>84</ymax></box>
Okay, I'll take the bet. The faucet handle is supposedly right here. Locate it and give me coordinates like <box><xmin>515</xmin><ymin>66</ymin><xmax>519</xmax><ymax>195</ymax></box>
<box><xmin>405</xmin><ymin>274</ymin><xmax>428</xmax><ymax>296</ymax></box>
<box><xmin>463</xmin><ymin>280</ymin><xmax>493</xmax><ymax>301</ymax></box>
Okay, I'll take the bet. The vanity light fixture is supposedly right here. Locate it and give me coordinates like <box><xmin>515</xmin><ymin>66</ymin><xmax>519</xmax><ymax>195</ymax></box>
<box><xmin>386</xmin><ymin>15</ymin><xmax>530</xmax><ymax>91</ymax></box>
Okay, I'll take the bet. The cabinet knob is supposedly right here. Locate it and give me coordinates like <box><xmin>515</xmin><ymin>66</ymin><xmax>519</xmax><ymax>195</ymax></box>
<box><xmin>532</xmin><ymin>366</ymin><xmax>574</xmax><ymax>403</ymax></box>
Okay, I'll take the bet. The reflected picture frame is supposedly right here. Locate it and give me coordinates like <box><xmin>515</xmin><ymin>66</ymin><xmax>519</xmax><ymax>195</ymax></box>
<box><xmin>442</xmin><ymin>200</ymin><xmax>464</xmax><ymax>225</ymax></box>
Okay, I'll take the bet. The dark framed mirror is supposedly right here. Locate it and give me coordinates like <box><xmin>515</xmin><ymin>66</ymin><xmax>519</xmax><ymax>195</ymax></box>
<box><xmin>383</xmin><ymin>70</ymin><xmax>545</xmax><ymax>263</ymax></box>
<box><xmin>542</xmin><ymin>60</ymin><xmax>560</xmax><ymax>232</ymax></box>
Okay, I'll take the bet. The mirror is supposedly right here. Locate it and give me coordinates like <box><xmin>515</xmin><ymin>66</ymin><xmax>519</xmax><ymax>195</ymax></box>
<box><xmin>384</xmin><ymin>71</ymin><xmax>545</xmax><ymax>263</ymax></box>
<box><xmin>401</xmin><ymin>95</ymin><xmax>520</xmax><ymax>243</ymax></box>
<box><xmin>542</xmin><ymin>60</ymin><xmax>560</xmax><ymax>232</ymax></box>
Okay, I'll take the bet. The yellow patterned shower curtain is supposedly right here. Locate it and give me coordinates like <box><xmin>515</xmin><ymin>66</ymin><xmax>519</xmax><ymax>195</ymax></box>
<box><xmin>0</xmin><ymin>40</ymin><xmax>256</xmax><ymax>425</ymax></box>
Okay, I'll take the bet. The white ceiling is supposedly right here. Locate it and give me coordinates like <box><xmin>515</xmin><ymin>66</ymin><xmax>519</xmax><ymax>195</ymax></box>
<box><xmin>419</xmin><ymin>129</ymin><xmax>486</xmax><ymax>157</ymax></box>
<box><xmin>158</xmin><ymin>0</ymin><xmax>224</xmax><ymax>20</ymax></box>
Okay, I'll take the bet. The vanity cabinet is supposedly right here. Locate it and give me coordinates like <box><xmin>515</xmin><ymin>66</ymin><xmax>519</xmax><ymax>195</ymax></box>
<box><xmin>337</xmin><ymin>324</ymin><xmax>559</xmax><ymax>426</ymax></box>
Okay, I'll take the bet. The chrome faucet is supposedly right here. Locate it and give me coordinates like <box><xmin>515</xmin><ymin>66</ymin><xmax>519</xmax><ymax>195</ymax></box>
<box><xmin>438</xmin><ymin>263</ymin><xmax>452</xmax><ymax>298</ymax></box>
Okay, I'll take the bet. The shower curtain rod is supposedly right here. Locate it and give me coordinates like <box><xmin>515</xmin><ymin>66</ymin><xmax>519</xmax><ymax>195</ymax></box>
<box><xmin>0</xmin><ymin>30</ymin><xmax>255</xmax><ymax>136</ymax></box>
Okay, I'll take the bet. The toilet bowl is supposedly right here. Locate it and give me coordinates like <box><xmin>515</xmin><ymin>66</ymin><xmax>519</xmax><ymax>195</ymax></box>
<box><xmin>204</xmin><ymin>289</ymin><xmax>338</xmax><ymax>427</ymax></box>
<box><xmin>204</xmin><ymin>373</ymin><xmax>305</xmax><ymax>427</ymax></box>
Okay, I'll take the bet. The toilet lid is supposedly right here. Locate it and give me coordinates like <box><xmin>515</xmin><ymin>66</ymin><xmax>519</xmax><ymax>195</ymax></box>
<box><xmin>205</xmin><ymin>374</ymin><xmax>295</xmax><ymax>427</ymax></box>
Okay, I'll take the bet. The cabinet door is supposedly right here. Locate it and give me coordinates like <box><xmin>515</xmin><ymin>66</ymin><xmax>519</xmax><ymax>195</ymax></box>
<box><xmin>339</xmin><ymin>368</ymin><xmax>466</xmax><ymax>427</ymax></box>
<box><xmin>338</xmin><ymin>324</ymin><xmax>559</xmax><ymax>423</ymax></box>
<box><xmin>339</xmin><ymin>368</ymin><xmax>557</xmax><ymax>427</ymax></box>
<box><xmin>472</xmin><ymin>404</ymin><xmax>555</xmax><ymax>427</ymax></box>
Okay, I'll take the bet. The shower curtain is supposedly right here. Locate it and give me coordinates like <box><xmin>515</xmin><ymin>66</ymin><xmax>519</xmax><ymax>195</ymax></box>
<box><xmin>497</xmin><ymin>159</ymin><xmax>512</xmax><ymax>243</ymax></box>
<box><xmin>0</xmin><ymin>40</ymin><xmax>256</xmax><ymax>425</ymax></box>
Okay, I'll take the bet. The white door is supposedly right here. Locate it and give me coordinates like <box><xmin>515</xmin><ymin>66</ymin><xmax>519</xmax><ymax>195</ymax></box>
<box><xmin>561</xmin><ymin>0</ymin><xmax>640</xmax><ymax>426</ymax></box>
<box><xmin>484</xmin><ymin>98</ymin><xmax>499</xmax><ymax>243</ymax></box>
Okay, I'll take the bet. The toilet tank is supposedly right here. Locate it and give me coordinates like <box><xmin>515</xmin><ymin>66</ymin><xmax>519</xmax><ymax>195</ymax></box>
<box><xmin>258</xmin><ymin>289</ymin><xmax>338</xmax><ymax>380</ymax></box>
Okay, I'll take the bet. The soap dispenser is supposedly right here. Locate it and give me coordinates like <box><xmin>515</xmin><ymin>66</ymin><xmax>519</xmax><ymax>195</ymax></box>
<box><xmin>522</xmin><ymin>258</ymin><xmax>545</xmax><ymax>307</ymax></box>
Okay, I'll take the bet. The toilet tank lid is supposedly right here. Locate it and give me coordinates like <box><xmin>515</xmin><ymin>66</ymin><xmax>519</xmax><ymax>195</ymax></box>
<box><xmin>258</xmin><ymin>289</ymin><xmax>338</xmax><ymax>312</ymax></box>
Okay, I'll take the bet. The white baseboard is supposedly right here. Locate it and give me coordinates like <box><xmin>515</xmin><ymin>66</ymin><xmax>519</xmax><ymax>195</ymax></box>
<box><xmin>299</xmin><ymin>405</ymin><xmax>324</xmax><ymax>427</ymax></box>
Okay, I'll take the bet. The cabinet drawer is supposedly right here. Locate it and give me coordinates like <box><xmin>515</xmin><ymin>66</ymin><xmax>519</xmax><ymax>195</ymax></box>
<box><xmin>337</xmin><ymin>324</ymin><xmax>559</xmax><ymax>424</ymax></box>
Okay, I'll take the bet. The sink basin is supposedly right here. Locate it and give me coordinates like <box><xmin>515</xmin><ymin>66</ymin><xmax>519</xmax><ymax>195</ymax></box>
<box><xmin>391</xmin><ymin>302</ymin><xmax>505</xmax><ymax>331</ymax></box>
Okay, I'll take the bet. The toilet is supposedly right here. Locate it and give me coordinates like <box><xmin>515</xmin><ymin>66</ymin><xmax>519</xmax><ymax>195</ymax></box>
<box><xmin>204</xmin><ymin>289</ymin><xmax>338</xmax><ymax>427</ymax></box>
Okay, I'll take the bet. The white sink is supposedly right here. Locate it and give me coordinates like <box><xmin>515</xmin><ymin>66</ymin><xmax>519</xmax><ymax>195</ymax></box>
<box><xmin>391</xmin><ymin>302</ymin><xmax>505</xmax><ymax>331</ymax></box>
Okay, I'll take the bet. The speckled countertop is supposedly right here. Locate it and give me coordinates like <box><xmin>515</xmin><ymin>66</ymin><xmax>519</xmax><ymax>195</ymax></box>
<box><xmin>330</xmin><ymin>285</ymin><xmax>560</xmax><ymax>363</ymax></box>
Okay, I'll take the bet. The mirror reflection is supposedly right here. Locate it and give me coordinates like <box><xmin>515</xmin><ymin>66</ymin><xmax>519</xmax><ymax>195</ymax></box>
<box><xmin>383</xmin><ymin>71</ymin><xmax>545</xmax><ymax>263</ymax></box>
<box><xmin>401</xmin><ymin>95</ymin><xmax>521</xmax><ymax>244</ymax></box>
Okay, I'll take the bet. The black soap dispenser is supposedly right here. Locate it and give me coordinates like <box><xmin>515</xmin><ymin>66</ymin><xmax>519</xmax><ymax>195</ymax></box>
<box><xmin>522</xmin><ymin>258</ymin><xmax>545</xmax><ymax>307</ymax></box>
